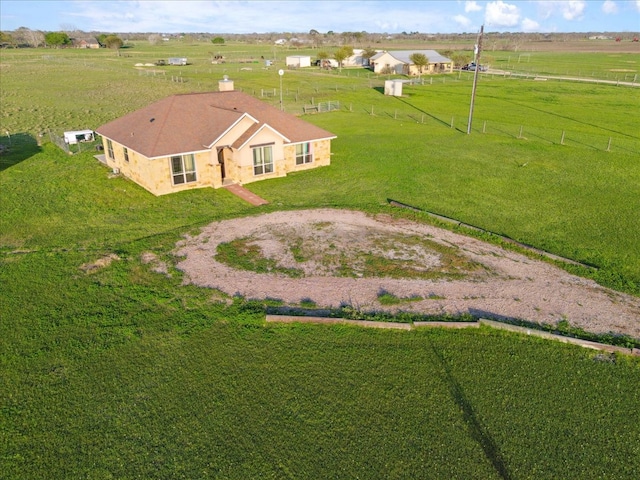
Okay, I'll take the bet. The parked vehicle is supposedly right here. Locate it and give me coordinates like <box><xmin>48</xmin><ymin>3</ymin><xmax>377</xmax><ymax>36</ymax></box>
<box><xmin>462</xmin><ymin>62</ymin><xmax>487</xmax><ymax>72</ymax></box>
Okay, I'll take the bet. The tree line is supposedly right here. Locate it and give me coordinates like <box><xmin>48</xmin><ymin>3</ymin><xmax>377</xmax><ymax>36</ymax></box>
<box><xmin>0</xmin><ymin>28</ymin><xmax>123</xmax><ymax>49</ymax></box>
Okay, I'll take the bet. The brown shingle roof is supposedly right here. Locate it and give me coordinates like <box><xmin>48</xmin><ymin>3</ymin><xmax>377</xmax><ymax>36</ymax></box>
<box><xmin>96</xmin><ymin>91</ymin><xmax>336</xmax><ymax>158</ymax></box>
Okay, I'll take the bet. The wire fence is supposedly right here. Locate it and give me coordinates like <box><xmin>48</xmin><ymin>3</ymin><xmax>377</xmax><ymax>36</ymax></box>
<box><xmin>306</xmin><ymin>102</ymin><xmax>639</xmax><ymax>154</ymax></box>
<box><xmin>27</xmin><ymin>55</ymin><xmax>640</xmax><ymax>156</ymax></box>
<box><xmin>47</xmin><ymin>130</ymin><xmax>103</xmax><ymax>155</ymax></box>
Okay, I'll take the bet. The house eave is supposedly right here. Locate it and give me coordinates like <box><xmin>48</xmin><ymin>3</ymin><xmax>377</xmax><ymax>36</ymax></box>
<box><xmin>288</xmin><ymin>135</ymin><xmax>337</xmax><ymax>145</ymax></box>
<box><xmin>147</xmin><ymin>147</ymin><xmax>211</xmax><ymax>160</ymax></box>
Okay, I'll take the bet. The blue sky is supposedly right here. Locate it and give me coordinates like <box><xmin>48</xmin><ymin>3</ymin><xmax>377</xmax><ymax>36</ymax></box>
<box><xmin>1</xmin><ymin>1</ymin><xmax>639</xmax><ymax>34</ymax></box>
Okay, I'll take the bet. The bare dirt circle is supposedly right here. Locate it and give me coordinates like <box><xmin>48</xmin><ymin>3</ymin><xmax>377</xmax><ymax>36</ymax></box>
<box><xmin>175</xmin><ymin>209</ymin><xmax>640</xmax><ymax>338</ymax></box>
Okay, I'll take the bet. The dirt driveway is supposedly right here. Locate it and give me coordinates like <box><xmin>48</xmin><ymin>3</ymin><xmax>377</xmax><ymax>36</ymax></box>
<box><xmin>175</xmin><ymin>209</ymin><xmax>640</xmax><ymax>338</ymax></box>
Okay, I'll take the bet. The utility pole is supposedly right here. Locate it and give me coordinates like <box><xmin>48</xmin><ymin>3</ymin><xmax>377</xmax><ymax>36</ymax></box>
<box><xmin>278</xmin><ymin>69</ymin><xmax>284</xmax><ymax>111</ymax></box>
<box><xmin>467</xmin><ymin>25</ymin><xmax>484</xmax><ymax>135</ymax></box>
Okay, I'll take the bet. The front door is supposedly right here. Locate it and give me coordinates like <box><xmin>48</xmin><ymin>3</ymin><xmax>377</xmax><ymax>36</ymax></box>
<box><xmin>217</xmin><ymin>148</ymin><xmax>226</xmax><ymax>180</ymax></box>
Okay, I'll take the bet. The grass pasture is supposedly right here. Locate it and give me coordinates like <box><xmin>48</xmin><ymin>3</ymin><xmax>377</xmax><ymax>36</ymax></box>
<box><xmin>1</xmin><ymin>41</ymin><xmax>640</xmax><ymax>478</ymax></box>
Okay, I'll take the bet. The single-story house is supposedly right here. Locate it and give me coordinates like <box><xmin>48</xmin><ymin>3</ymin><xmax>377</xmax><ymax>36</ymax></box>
<box><xmin>343</xmin><ymin>49</ymin><xmax>365</xmax><ymax>67</ymax></box>
<box><xmin>370</xmin><ymin>50</ymin><xmax>453</xmax><ymax>75</ymax></box>
<box><xmin>286</xmin><ymin>55</ymin><xmax>311</xmax><ymax>68</ymax></box>
<box><xmin>72</xmin><ymin>37</ymin><xmax>100</xmax><ymax>49</ymax></box>
<box><xmin>95</xmin><ymin>80</ymin><xmax>336</xmax><ymax>196</ymax></box>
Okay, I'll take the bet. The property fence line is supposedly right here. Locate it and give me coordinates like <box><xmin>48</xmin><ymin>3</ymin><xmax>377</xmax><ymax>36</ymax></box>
<box><xmin>47</xmin><ymin>130</ymin><xmax>102</xmax><ymax>155</ymax></box>
<box><xmin>285</xmin><ymin>96</ymin><xmax>639</xmax><ymax>154</ymax></box>
<box><xmin>29</xmin><ymin>56</ymin><xmax>638</xmax><ymax>154</ymax></box>
<box><xmin>303</xmin><ymin>100</ymin><xmax>341</xmax><ymax>113</ymax></box>
<box><xmin>48</xmin><ymin>130</ymin><xmax>70</xmax><ymax>154</ymax></box>
<box><xmin>76</xmin><ymin>66</ymin><xmax>640</xmax><ymax>153</ymax></box>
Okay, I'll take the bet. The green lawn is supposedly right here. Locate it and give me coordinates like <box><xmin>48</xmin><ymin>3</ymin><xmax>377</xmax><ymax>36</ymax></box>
<box><xmin>1</xmin><ymin>42</ymin><xmax>640</xmax><ymax>478</ymax></box>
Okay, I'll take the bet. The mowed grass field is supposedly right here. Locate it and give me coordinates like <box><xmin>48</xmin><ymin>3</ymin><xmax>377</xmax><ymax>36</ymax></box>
<box><xmin>1</xmin><ymin>41</ymin><xmax>639</xmax><ymax>478</ymax></box>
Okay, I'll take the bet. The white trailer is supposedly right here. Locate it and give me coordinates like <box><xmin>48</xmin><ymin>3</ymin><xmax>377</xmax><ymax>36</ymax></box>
<box><xmin>168</xmin><ymin>57</ymin><xmax>188</xmax><ymax>66</ymax></box>
<box><xmin>64</xmin><ymin>130</ymin><xmax>94</xmax><ymax>145</ymax></box>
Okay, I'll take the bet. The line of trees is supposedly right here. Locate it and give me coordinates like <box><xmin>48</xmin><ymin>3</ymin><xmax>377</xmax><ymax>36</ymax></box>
<box><xmin>0</xmin><ymin>28</ymin><xmax>123</xmax><ymax>50</ymax></box>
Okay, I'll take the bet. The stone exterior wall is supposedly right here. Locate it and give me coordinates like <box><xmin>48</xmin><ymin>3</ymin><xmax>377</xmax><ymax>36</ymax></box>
<box><xmin>101</xmin><ymin>135</ymin><xmax>332</xmax><ymax>195</ymax></box>
<box><xmin>102</xmin><ymin>137</ymin><xmax>220</xmax><ymax>196</ymax></box>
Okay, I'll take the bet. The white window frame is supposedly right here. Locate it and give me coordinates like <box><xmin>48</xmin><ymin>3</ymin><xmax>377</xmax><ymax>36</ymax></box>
<box><xmin>252</xmin><ymin>145</ymin><xmax>274</xmax><ymax>176</ymax></box>
<box><xmin>295</xmin><ymin>142</ymin><xmax>313</xmax><ymax>165</ymax></box>
<box><xmin>123</xmin><ymin>147</ymin><xmax>129</xmax><ymax>162</ymax></box>
<box><xmin>171</xmin><ymin>154</ymin><xmax>197</xmax><ymax>185</ymax></box>
<box><xmin>106</xmin><ymin>139</ymin><xmax>114</xmax><ymax>160</ymax></box>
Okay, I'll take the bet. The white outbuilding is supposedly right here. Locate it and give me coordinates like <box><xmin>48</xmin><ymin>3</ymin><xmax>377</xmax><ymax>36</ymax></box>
<box><xmin>285</xmin><ymin>55</ymin><xmax>311</xmax><ymax>68</ymax></box>
<box><xmin>384</xmin><ymin>80</ymin><xmax>406</xmax><ymax>97</ymax></box>
<box><xmin>63</xmin><ymin>130</ymin><xmax>94</xmax><ymax>145</ymax></box>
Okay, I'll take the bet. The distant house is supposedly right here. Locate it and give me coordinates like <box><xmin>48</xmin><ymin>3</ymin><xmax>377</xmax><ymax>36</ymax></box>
<box><xmin>343</xmin><ymin>49</ymin><xmax>367</xmax><ymax>67</ymax></box>
<box><xmin>73</xmin><ymin>37</ymin><xmax>100</xmax><ymax>49</ymax></box>
<box><xmin>370</xmin><ymin>50</ymin><xmax>453</xmax><ymax>75</ymax></box>
<box><xmin>286</xmin><ymin>55</ymin><xmax>311</xmax><ymax>68</ymax></box>
<box><xmin>95</xmin><ymin>80</ymin><xmax>336</xmax><ymax>196</ymax></box>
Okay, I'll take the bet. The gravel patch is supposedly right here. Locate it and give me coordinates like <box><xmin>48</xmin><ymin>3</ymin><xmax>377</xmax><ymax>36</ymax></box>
<box><xmin>174</xmin><ymin>209</ymin><xmax>640</xmax><ymax>338</ymax></box>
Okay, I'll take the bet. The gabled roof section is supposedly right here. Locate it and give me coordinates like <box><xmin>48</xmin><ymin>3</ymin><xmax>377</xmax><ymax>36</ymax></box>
<box><xmin>232</xmin><ymin>123</ymin><xmax>290</xmax><ymax>150</ymax></box>
<box><xmin>96</xmin><ymin>91</ymin><xmax>336</xmax><ymax>158</ymax></box>
<box><xmin>372</xmin><ymin>50</ymin><xmax>452</xmax><ymax>64</ymax></box>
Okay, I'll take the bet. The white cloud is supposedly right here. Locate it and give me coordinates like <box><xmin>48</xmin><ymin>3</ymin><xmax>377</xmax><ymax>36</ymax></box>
<box><xmin>521</xmin><ymin>17</ymin><xmax>540</xmax><ymax>32</ymax></box>
<box><xmin>485</xmin><ymin>1</ymin><xmax>520</xmax><ymax>27</ymax></box>
<box><xmin>6</xmin><ymin>0</ymin><xmax>637</xmax><ymax>35</ymax></box>
<box><xmin>465</xmin><ymin>1</ymin><xmax>482</xmax><ymax>13</ymax></box>
<box><xmin>454</xmin><ymin>14</ymin><xmax>472</xmax><ymax>28</ymax></box>
<box><xmin>602</xmin><ymin>1</ymin><xmax>618</xmax><ymax>14</ymax></box>
<box><xmin>562</xmin><ymin>1</ymin><xmax>586</xmax><ymax>20</ymax></box>
<box><xmin>535</xmin><ymin>0</ymin><xmax>555</xmax><ymax>20</ymax></box>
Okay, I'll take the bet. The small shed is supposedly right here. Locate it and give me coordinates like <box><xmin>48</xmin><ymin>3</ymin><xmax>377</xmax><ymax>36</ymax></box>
<box><xmin>168</xmin><ymin>57</ymin><xmax>187</xmax><ymax>66</ymax></box>
<box><xmin>286</xmin><ymin>55</ymin><xmax>311</xmax><ymax>68</ymax></box>
<box><xmin>64</xmin><ymin>130</ymin><xmax>94</xmax><ymax>144</ymax></box>
<box><xmin>384</xmin><ymin>80</ymin><xmax>405</xmax><ymax>97</ymax></box>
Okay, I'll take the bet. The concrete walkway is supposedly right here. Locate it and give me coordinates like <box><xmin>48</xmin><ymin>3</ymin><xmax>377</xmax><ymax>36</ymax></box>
<box><xmin>223</xmin><ymin>183</ymin><xmax>269</xmax><ymax>206</ymax></box>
